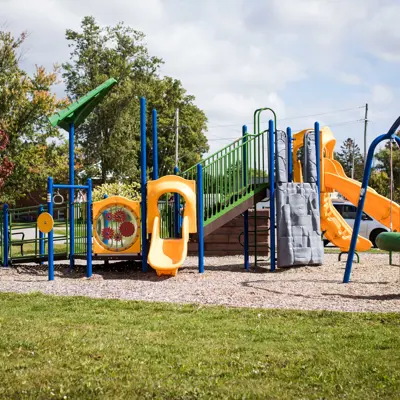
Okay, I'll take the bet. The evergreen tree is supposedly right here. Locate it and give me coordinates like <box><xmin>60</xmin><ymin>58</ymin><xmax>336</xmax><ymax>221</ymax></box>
<box><xmin>335</xmin><ymin>138</ymin><xmax>364</xmax><ymax>180</ymax></box>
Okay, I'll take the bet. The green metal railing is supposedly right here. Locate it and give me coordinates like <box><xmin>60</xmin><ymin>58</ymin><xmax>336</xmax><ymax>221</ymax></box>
<box><xmin>2</xmin><ymin>204</ymin><xmax>68</xmax><ymax>263</ymax></box>
<box><xmin>73</xmin><ymin>202</ymin><xmax>88</xmax><ymax>256</ymax></box>
<box><xmin>183</xmin><ymin>129</ymin><xmax>268</xmax><ymax>227</ymax></box>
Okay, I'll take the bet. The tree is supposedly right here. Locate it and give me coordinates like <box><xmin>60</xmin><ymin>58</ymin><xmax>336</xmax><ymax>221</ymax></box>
<box><xmin>0</xmin><ymin>30</ymin><xmax>68</xmax><ymax>204</ymax></box>
<box><xmin>62</xmin><ymin>16</ymin><xmax>208</xmax><ymax>184</ymax></box>
<box><xmin>0</xmin><ymin>130</ymin><xmax>14</xmax><ymax>188</ymax></box>
<box><xmin>369</xmin><ymin>133</ymin><xmax>400</xmax><ymax>203</ymax></box>
<box><xmin>335</xmin><ymin>138</ymin><xmax>364</xmax><ymax>180</ymax></box>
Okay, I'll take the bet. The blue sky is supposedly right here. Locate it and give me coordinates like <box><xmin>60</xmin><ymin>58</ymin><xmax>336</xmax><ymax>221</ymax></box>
<box><xmin>2</xmin><ymin>0</ymin><xmax>400</xmax><ymax>156</ymax></box>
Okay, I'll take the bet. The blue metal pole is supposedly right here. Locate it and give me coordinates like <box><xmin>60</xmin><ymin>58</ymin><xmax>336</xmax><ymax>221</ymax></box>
<box><xmin>86</xmin><ymin>178</ymin><xmax>92</xmax><ymax>278</ymax></box>
<box><xmin>197</xmin><ymin>163</ymin><xmax>204</xmax><ymax>273</ymax></box>
<box><xmin>103</xmin><ymin>194</ymin><xmax>109</xmax><ymax>246</ymax></box>
<box><xmin>242</xmin><ymin>125</ymin><xmax>249</xmax><ymax>270</ymax></box>
<box><xmin>314</xmin><ymin>122</ymin><xmax>321</xmax><ymax>209</ymax></box>
<box><xmin>343</xmin><ymin>131</ymin><xmax>400</xmax><ymax>283</ymax></box>
<box><xmin>38</xmin><ymin>205</ymin><xmax>45</xmax><ymax>263</ymax></box>
<box><xmin>268</xmin><ymin>119</ymin><xmax>276</xmax><ymax>271</ymax></box>
<box><xmin>287</xmin><ymin>127</ymin><xmax>293</xmax><ymax>182</ymax></box>
<box><xmin>48</xmin><ymin>177</ymin><xmax>54</xmax><ymax>281</ymax></box>
<box><xmin>174</xmin><ymin>166</ymin><xmax>181</xmax><ymax>237</ymax></box>
<box><xmin>69</xmin><ymin>122</ymin><xmax>75</xmax><ymax>270</ymax></box>
<box><xmin>140</xmin><ymin>97</ymin><xmax>148</xmax><ymax>272</ymax></box>
<box><xmin>152</xmin><ymin>109</ymin><xmax>158</xmax><ymax>180</ymax></box>
<box><xmin>3</xmin><ymin>204</ymin><xmax>9</xmax><ymax>267</ymax></box>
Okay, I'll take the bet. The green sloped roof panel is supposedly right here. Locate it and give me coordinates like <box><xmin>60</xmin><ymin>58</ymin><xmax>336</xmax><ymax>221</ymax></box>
<box><xmin>49</xmin><ymin>78</ymin><xmax>118</xmax><ymax>132</ymax></box>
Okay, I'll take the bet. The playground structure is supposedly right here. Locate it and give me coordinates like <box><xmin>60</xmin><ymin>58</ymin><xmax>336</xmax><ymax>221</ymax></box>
<box><xmin>0</xmin><ymin>79</ymin><xmax>399</xmax><ymax>282</ymax></box>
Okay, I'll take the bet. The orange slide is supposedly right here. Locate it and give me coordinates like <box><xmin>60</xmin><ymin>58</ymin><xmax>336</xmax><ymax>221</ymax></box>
<box><xmin>147</xmin><ymin>175</ymin><xmax>197</xmax><ymax>276</ymax></box>
<box><xmin>293</xmin><ymin>127</ymin><xmax>400</xmax><ymax>252</ymax></box>
<box><xmin>324</xmin><ymin>158</ymin><xmax>400</xmax><ymax>232</ymax></box>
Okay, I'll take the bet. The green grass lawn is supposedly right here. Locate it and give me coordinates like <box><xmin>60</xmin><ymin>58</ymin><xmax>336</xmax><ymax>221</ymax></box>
<box><xmin>0</xmin><ymin>293</ymin><xmax>398</xmax><ymax>399</ymax></box>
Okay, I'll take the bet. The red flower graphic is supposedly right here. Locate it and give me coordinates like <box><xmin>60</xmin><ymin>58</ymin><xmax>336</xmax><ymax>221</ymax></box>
<box><xmin>113</xmin><ymin>210</ymin><xmax>126</xmax><ymax>223</ymax></box>
<box><xmin>105</xmin><ymin>212</ymin><xmax>113</xmax><ymax>221</ymax></box>
<box><xmin>102</xmin><ymin>227</ymin><xmax>114</xmax><ymax>240</ymax></box>
<box><xmin>114</xmin><ymin>233</ymin><xmax>123</xmax><ymax>242</ymax></box>
<box><xmin>119</xmin><ymin>221</ymin><xmax>135</xmax><ymax>237</ymax></box>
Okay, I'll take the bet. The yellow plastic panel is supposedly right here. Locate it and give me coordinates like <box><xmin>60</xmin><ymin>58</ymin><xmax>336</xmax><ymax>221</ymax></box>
<box><xmin>92</xmin><ymin>196</ymin><xmax>141</xmax><ymax>255</ymax></box>
<box><xmin>147</xmin><ymin>175</ymin><xmax>196</xmax><ymax>234</ymax></box>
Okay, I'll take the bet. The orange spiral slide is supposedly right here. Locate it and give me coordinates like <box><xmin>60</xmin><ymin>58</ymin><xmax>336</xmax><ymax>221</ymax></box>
<box><xmin>293</xmin><ymin>127</ymin><xmax>399</xmax><ymax>252</ymax></box>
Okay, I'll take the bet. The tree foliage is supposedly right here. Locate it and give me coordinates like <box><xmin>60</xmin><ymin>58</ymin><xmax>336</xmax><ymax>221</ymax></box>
<box><xmin>0</xmin><ymin>130</ymin><xmax>14</xmax><ymax>188</ymax></box>
<box><xmin>370</xmin><ymin>133</ymin><xmax>400</xmax><ymax>203</ymax></box>
<box><xmin>62</xmin><ymin>16</ymin><xmax>209</xmax><ymax>184</ymax></box>
<box><xmin>92</xmin><ymin>182</ymin><xmax>141</xmax><ymax>202</ymax></box>
<box><xmin>0</xmin><ymin>30</ymin><xmax>68</xmax><ymax>204</ymax></box>
<box><xmin>335</xmin><ymin>138</ymin><xmax>364</xmax><ymax>180</ymax></box>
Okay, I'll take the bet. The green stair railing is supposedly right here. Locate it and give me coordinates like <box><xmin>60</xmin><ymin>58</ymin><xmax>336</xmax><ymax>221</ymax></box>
<box><xmin>183</xmin><ymin>129</ymin><xmax>268</xmax><ymax>227</ymax></box>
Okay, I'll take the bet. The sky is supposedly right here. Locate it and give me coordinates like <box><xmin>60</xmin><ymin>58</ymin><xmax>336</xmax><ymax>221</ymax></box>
<box><xmin>2</xmin><ymin>0</ymin><xmax>400</xmax><ymax>157</ymax></box>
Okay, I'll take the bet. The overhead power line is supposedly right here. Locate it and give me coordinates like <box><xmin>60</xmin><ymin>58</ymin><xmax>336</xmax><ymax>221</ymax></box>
<box><xmin>207</xmin><ymin>119</ymin><xmax>365</xmax><ymax>142</ymax></box>
<box><xmin>207</xmin><ymin>105</ymin><xmax>365</xmax><ymax>129</ymax></box>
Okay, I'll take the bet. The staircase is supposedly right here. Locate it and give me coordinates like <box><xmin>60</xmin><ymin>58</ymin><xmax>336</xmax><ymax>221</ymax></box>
<box><xmin>182</xmin><ymin>129</ymin><xmax>269</xmax><ymax>237</ymax></box>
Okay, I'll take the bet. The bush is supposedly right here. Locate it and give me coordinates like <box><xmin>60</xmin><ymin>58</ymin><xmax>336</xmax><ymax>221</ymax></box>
<box><xmin>92</xmin><ymin>182</ymin><xmax>141</xmax><ymax>202</ymax></box>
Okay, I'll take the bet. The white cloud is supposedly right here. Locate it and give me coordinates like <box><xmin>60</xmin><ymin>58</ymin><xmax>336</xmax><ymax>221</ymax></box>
<box><xmin>339</xmin><ymin>73</ymin><xmax>363</xmax><ymax>86</ymax></box>
<box><xmin>371</xmin><ymin>85</ymin><xmax>394</xmax><ymax>105</ymax></box>
<box><xmin>2</xmin><ymin>0</ymin><xmax>400</xmax><ymax>154</ymax></box>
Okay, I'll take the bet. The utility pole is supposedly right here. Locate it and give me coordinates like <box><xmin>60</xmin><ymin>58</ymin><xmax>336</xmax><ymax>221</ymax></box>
<box><xmin>175</xmin><ymin>108</ymin><xmax>179</xmax><ymax>167</ymax></box>
<box><xmin>351</xmin><ymin>138</ymin><xmax>355</xmax><ymax>180</ymax></box>
<box><xmin>363</xmin><ymin>103</ymin><xmax>368</xmax><ymax>165</ymax></box>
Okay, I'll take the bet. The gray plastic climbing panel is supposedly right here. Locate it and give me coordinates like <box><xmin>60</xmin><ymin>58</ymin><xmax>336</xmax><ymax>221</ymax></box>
<box><xmin>275</xmin><ymin>130</ymin><xmax>323</xmax><ymax>267</ymax></box>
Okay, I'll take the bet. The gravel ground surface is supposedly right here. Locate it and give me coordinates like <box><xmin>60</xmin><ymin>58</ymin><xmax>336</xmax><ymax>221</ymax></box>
<box><xmin>0</xmin><ymin>253</ymin><xmax>399</xmax><ymax>312</ymax></box>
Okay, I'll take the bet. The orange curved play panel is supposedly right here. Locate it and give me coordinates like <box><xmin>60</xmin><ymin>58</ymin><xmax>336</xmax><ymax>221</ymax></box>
<box><xmin>92</xmin><ymin>196</ymin><xmax>141</xmax><ymax>255</ymax></box>
<box><xmin>147</xmin><ymin>175</ymin><xmax>196</xmax><ymax>277</ymax></box>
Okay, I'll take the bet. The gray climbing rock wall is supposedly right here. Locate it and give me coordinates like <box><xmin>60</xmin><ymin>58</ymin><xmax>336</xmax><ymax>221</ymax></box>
<box><xmin>303</xmin><ymin>131</ymin><xmax>317</xmax><ymax>183</ymax></box>
<box><xmin>275</xmin><ymin>131</ymin><xmax>324</xmax><ymax>267</ymax></box>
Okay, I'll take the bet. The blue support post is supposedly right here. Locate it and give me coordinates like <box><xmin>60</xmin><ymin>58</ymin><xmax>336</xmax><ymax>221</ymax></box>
<box><xmin>174</xmin><ymin>166</ymin><xmax>181</xmax><ymax>237</ymax></box>
<box><xmin>140</xmin><ymin>97</ymin><xmax>148</xmax><ymax>272</ymax></box>
<box><xmin>268</xmin><ymin>119</ymin><xmax>276</xmax><ymax>271</ymax></box>
<box><xmin>242</xmin><ymin>125</ymin><xmax>249</xmax><ymax>270</ymax></box>
<box><xmin>48</xmin><ymin>177</ymin><xmax>54</xmax><ymax>281</ymax></box>
<box><xmin>38</xmin><ymin>205</ymin><xmax>45</xmax><ymax>263</ymax></box>
<box><xmin>314</xmin><ymin>122</ymin><xmax>321</xmax><ymax>209</ymax></box>
<box><xmin>3</xmin><ymin>204</ymin><xmax>9</xmax><ymax>267</ymax></box>
<box><xmin>343</xmin><ymin>124</ymin><xmax>400</xmax><ymax>283</ymax></box>
<box><xmin>103</xmin><ymin>194</ymin><xmax>109</xmax><ymax>246</ymax></box>
<box><xmin>103</xmin><ymin>194</ymin><xmax>109</xmax><ymax>266</ymax></box>
<box><xmin>86</xmin><ymin>178</ymin><xmax>92</xmax><ymax>278</ymax></box>
<box><xmin>69</xmin><ymin>122</ymin><xmax>75</xmax><ymax>269</ymax></box>
<box><xmin>197</xmin><ymin>163</ymin><xmax>204</xmax><ymax>273</ymax></box>
<box><xmin>152</xmin><ymin>109</ymin><xmax>158</xmax><ymax>180</ymax></box>
<box><xmin>287</xmin><ymin>127</ymin><xmax>293</xmax><ymax>182</ymax></box>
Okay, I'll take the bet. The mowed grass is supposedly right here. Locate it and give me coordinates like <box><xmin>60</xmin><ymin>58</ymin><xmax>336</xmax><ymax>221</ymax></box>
<box><xmin>0</xmin><ymin>293</ymin><xmax>399</xmax><ymax>399</ymax></box>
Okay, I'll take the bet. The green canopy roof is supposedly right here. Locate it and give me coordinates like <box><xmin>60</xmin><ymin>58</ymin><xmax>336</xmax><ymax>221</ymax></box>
<box><xmin>49</xmin><ymin>78</ymin><xmax>118</xmax><ymax>132</ymax></box>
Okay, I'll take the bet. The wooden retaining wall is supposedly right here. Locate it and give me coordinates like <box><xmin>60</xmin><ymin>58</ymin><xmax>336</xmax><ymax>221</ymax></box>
<box><xmin>189</xmin><ymin>210</ymin><xmax>269</xmax><ymax>256</ymax></box>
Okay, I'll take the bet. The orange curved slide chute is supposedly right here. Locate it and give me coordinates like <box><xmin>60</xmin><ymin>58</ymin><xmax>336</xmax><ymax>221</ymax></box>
<box><xmin>324</xmin><ymin>160</ymin><xmax>400</xmax><ymax>232</ymax></box>
<box><xmin>147</xmin><ymin>175</ymin><xmax>197</xmax><ymax>277</ymax></box>
<box><xmin>148</xmin><ymin>216</ymin><xmax>190</xmax><ymax>277</ymax></box>
<box><xmin>320</xmin><ymin>193</ymin><xmax>372</xmax><ymax>251</ymax></box>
